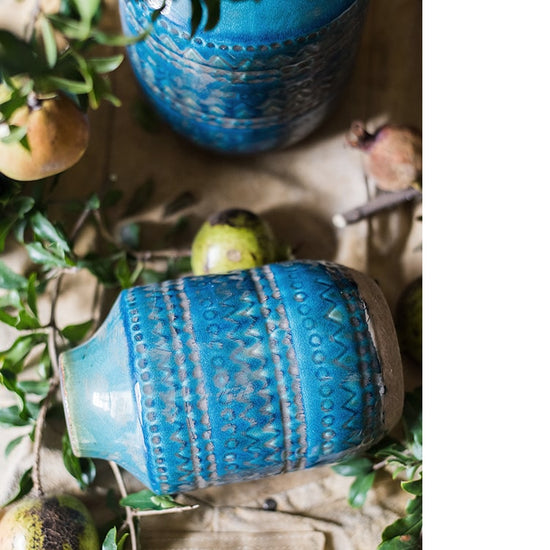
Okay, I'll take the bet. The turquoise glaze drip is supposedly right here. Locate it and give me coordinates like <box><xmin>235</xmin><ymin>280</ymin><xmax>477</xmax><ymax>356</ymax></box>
<box><xmin>118</xmin><ymin>0</ymin><xmax>369</xmax><ymax>153</ymax></box>
<box><xmin>60</xmin><ymin>261</ymin><xmax>385</xmax><ymax>494</ymax></box>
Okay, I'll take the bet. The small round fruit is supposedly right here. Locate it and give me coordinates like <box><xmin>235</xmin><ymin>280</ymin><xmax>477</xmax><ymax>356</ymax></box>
<box><xmin>0</xmin><ymin>494</ymin><xmax>99</xmax><ymax>549</ymax></box>
<box><xmin>395</xmin><ymin>277</ymin><xmax>422</xmax><ymax>365</ymax></box>
<box><xmin>191</xmin><ymin>208</ymin><xmax>277</xmax><ymax>275</ymax></box>
<box><xmin>0</xmin><ymin>93</ymin><xmax>89</xmax><ymax>181</ymax></box>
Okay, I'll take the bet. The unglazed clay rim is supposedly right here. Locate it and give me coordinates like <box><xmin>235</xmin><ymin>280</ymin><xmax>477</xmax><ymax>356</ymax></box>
<box><xmin>349</xmin><ymin>269</ymin><xmax>404</xmax><ymax>433</ymax></box>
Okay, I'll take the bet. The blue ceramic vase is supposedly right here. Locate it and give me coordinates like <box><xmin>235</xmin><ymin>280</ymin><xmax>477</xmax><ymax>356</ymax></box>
<box><xmin>60</xmin><ymin>260</ymin><xmax>402</xmax><ymax>494</ymax></box>
<box><xmin>119</xmin><ymin>0</ymin><xmax>369</xmax><ymax>153</ymax></box>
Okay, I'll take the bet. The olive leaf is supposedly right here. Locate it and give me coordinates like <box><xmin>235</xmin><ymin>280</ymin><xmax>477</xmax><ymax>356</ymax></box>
<box><xmin>62</xmin><ymin>431</ymin><xmax>97</xmax><ymax>490</ymax></box>
<box><xmin>119</xmin><ymin>489</ymin><xmax>182</xmax><ymax>511</ymax></box>
<box><xmin>39</xmin><ymin>16</ymin><xmax>58</xmax><ymax>68</ymax></box>
<box><xmin>26</xmin><ymin>242</ymin><xmax>73</xmax><ymax>268</ymax></box>
<box><xmin>30</xmin><ymin>211</ymin><xmax>71</xmax><ymax>253</ymax></box>
<box><xmin>71</xmin><ymin>0</ymin><xmax>102</xmax><ymax>26</ymax></box>
<box><xmin>332</xmin><ymin>456</ymin><xmax>373</xmax><ymax>477</ymax></box>
<box><xmin>60</xmin><ymin>319</ymin><xmax>94</xmax><ymax>344</ymax></box>
<box><xmin>348</xmin><ymin>471</ymin><xmax>376</xmax><ymax>508</ymax></box>
<box><xmin>0</xmin><ymin>405</ymin><xmax>33</xmax><ymax>427</ymax></box>
<box><xmin>0</xmin><ymin>260</ymin><xmax>28</xmax><ymax>290</ymax></box>
<box><xmin>2</xmin><ymin>467</ymin><xmax>33</xmax><ymax>506</ymax></box>
<box><xmin>379</xmin><ymin>495</ymin><xmax>422</xmax><ymax>549</ymax></box>
<box><xmin>4</xmin><ymin>434</ymin><xmax>28</xmax><ymax>457</ymax></box>
<box><xmin>102</xmin><ymin>527</ymin><xmax>129</xmax><ymax>550</ymax></box>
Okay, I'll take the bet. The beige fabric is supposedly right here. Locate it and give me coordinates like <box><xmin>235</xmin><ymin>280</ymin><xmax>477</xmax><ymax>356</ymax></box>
<box><xmin>0</xmin><ymin>0</ymin><xmax>421</xmax><ymax>548</ymax></box>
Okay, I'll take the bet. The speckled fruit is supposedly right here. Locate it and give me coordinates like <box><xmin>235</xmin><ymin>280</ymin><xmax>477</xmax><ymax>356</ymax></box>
<box><xmin>0</xmin><ymin>494</ymin><xmax>99</xmax><ymax>550</ymax></box>
<box><xmin>0</xmin><ymin>93</ymin><xmax>89</xmax><ymax>181</ymax></box>
<box><xmin>191</xmin><ymin>208</ymin><xmax>277</xmax><ymax>275</ymax></box>
<box><xmin>395</xmin><ymin>277</ymin><xmax>422</xmax><ymax>365</ymax></box>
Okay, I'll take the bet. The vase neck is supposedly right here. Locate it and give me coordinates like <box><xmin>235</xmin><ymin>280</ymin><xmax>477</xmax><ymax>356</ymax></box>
<box><xmin>59</xmin><ymin>296</ymin><xmax>148</xmax><ymax>486</ymax></box>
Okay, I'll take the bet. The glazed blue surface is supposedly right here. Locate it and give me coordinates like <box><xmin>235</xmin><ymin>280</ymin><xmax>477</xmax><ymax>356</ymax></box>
<box><xmin>119</xmin><ymin>0</ymin><xmax>369</xmax><ymax>153</ymax></box>
<box><xmin>61</xmin><ymin>261</ymin><xmax>385</xmax><ymax>494</ymax></box>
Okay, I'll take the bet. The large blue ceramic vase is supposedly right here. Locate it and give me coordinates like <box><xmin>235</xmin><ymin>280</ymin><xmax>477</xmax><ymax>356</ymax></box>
<box><xmin>60</xmin><ymin>261</ymin><xmax>402</xmax><ymax>494</ymax></box>
<box><xmin>119</xmin><ymin>0</ymin><xmax>369</xmax><ymax>153</ymax></box>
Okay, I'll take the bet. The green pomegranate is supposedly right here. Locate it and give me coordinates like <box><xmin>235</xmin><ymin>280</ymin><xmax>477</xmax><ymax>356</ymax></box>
<box><xmin>395</xmin><ymin>277</ymin><xmax>422</xmax><ymax>365</ymax></box>
<box><xmin>0</xmin><ymin>494</ymin><xmax>99</xmax><ymax>549</ymax></box>
<box><xmin>191</xmin><ymin>208</ymin><xmax>279</xmax><ymax>275</ymax></box>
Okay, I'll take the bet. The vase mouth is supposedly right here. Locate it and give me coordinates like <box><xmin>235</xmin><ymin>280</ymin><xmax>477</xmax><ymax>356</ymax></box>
<box><xmin>150</xmin><ymin>0</ymin><xmax>366</xmax><ymax>44</ymax></box>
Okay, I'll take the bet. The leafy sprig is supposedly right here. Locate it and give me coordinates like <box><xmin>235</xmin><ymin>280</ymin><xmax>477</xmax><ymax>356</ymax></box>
<box><xmin>0</xmin><ymin>0</ymin><xmax>169</xmax><ymax>145</ymax></box>
<box><xmin>332</xmin><ymin>387</ymin><xmax>423</xmax><ymax>549</ymax></box>
<box><xmin>0</xmin><ymin>172</ymin><xmax>196</xmax><ymax>546</ymax></box>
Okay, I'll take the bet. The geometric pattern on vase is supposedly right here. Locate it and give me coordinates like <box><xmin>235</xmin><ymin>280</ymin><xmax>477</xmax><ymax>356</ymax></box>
<box><xmin>119</xmin><ymin>0</ymin><xmax>369</xmax><ymax>153</ymax></box>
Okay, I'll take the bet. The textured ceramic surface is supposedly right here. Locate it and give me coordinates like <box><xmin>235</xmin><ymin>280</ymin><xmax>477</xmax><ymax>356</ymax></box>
<box><xmin>60</xmin><ymin>261</ymin><xmax>393</xmax><ymax>494</ymax></box>
<box><xmin>119</xmin><ymin>0</ymin><xmax>369</xmax><ymax>153</ymax></box>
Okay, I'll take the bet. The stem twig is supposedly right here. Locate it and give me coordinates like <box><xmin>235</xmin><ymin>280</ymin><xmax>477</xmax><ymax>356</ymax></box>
<box><xmin>332</xmin><ymin>187</ymin><xmax>422</xmax><ymax>228</ymax></box>
<box><xmin>109</xmin><ymin>461</ymin><xmax>138</xmax><ymax>550</ymax></box>
<box><xmin>31</xmin><ymin>328</ymin><xmax>60</xmax><ymax>497</ymax></box>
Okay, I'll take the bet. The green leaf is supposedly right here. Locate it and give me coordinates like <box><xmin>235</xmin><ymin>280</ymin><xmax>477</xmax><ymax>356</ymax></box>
<box><xmin>26</xmin><ymin>272</ymin><xmax>39</xmax><ymax>317</ymax></box>
<box><xmin>0</xmin><ymin>216</ymin><xmax>16</xmax><ymax>252</ymax></box>
<box><xmin>85</xmin><ymin>193</ymin><xmax>101</xmax><ymax>210</ymax></box>
<box><xmin>0</xmin><ymin>309</ymin><xmax>19</xmax><ymax>327</ymax></box>
<box><xmin>72</xmin><ymin>0</ymin><xmax>101</xmax><ymax>24</ymax></box>
<box><xmin>378</xmin><ymin>534</ymin><xmax>421</xmax><ymax>550</ymax></box>
<box><xmin>60</xmin><ymin>319</ymin><xmax>93</xmax><ymax>344</ymax></box>
<box><xmin>114</xmin><ymin>256</ymin><xmax>142</xmax><ymax>289</ymax></box>
<box><xmin>88</xmin><ymin>54</ymin><xmax>124</xmax><ymax>74</ymax></box>
<box><xmin>348</xmin><ymin>471</ymin><xmax>376</xmax><ymax>508</ymax></box>
<box><xmin>37</xmin><ymin>346</ymin><xmax>52</xmax><ymax>379</ymax></box>
<box><xmin>0</xmin><ymin>369</ymin><xmax>28</xmax><ymax>415</ymax></box>
<box><xmin>0</xmin><ymin>124</ymin><xmax>27</xmax><ymax>145</ymax></box>
<box><xmin>380</xmin><ymin>496</ymin><xmax>422</xmax><ymax>542</ymax></box>
<box><xmin>0</xmin><ymin>290</ymin><xmax>23</xmax><ymax>309</ymax></box>
<box><xmin>102</xmin><ymin>527</ymin><xmax>129</xmax><ymax>550</ymax></box>
<box><xmin>62</xmin><ymin>431</ymin><xmax>96</xmax><ymax>490</ymax></box>
<box><xmin>47</xmin><ymin>14</ymin><xmax>91</xmax><ymax>40</ymax></box>
<box><xmin>18</xmin><ymin>379</ymin><xmax>50</xmax><ymax>397</ymax></box>
<box><xmin>401</xmin><ymin>478</ymin><xmax>422</xmax><ymax>497</ymax></box>
<box><xmin>40</xmin><ymin>16</ymin><xmax>58</xmax><ymax>68</ymax></box>
<box><xmin>14</xmin><ymin>309</ymin><xmax>42</xmax><ymax>330</ymax></box>
<box><xmin>0</xmin><ymin>260</ymin><xmax>27</xmax><ymax>290</ymax></box>
<box><xmin>41</xmin><ymin>75</ymin><xmax>93</xmax><ymax>95</ymax></box>
<box><xmin>30</xmin><ymin>211</ymin><xmax>71</xmax><ymax>252</ymax></box>
<box><xmin>87</xmin><ymin>70</ymin><xmax>121</xmax><ymax>110</ymax></box>
<box><xmin>78</xmin><ymin>254</ymin><xmax>119</xmax><ymax>286</ymax></box>
<box><xmin>2</xmin><ymin>467</ymin><xmax>33</xmax><ymax>506</ymax></box>
<box><xmin>26</xmin><ymin>242</ymin><xmax>71</xmax><ymax>268</ymax></box>
<box><xmin>1</xmin><ymin>333</ymin><xmax>48</xmax><ymax>373</ymax></box>
<box><xmin>0</xmin><ymin>405</ymin><xmax>32</xmax><ymax>427</ymax></box>
<box><xmin>0</xmin><ymin>30</ymin><xmax>45</xmax><ymax>76</ymax></box>
<box><xmin>4</xmin><ymin>434</ymin><xmax>27</xmax><ymax>457</ymax></box>
<box><xmin>0</xmin><ymin>88</ymin><xmax>28</xmax><ymax>122</ymax></box>
<box><xmin>119</xmin><ymin>489</ymin><xmax>180</xmax><ymax>511</ymax></box>
<box><xmin>332</xmin><ymin>456</ymin><xmax>373</xmax><ymax>477</ymax></box>
<box><xmin>402</xmin><ymin>388</ymin><xmax>422</xmax><ymax>448</ymax></box>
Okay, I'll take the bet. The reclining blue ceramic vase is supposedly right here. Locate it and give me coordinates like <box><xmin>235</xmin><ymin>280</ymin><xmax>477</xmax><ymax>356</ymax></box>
<box><xmin>60</xmin><ymin>260</ymin><xmax>403</xmax><ymax>494</ymax></box>
<box><xmin>119</xmin><ymin>0</ymin><xmax>369</xmax><ymax>153</ymax></box>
